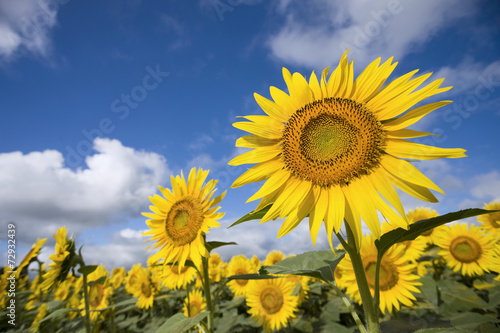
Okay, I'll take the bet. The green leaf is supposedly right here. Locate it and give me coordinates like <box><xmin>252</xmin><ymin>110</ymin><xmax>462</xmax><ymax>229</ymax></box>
<box><xmin>87</xmin><ymin>276</ymin><xmax>107</xmax><ymax>287</ymax></box>
<box><xmin>77</xmin><ymin>265</ymin><xmax>97</xmax><ymax>276</ymax></box>
<box><xmin>419</xmin><ymin>275</ymin><xmax>438</xmax><ymax>307</ymax></box>
<box><xmin>375</xmin><ymin>208</ymin><xmax>496</xmax><ymax>257</ymax></box>
<box><xmin>438</xmin><ymin>279</ymin><xmax>488</xmax><ymax>313</ymax></box>
<box><xmin>155</xmin><ymin>312</ymin><xmax>209</xmax><ymax>333</ymax></box>
<box><xmin>260</xmin><ymin>249</ymin><xmax>346</xmax><ymax>284</ymax></box>
<box><xmin>205</xmin><ymin>241</ymin><xmax>237</xmax><ymax>253</ymax></box>
<box><xmin>226</xmin><ymin>273</ymin><xmax>279</xmax><ymax>281</ymax></box>
<box><xmin>450</xmin><ymin>312</ymin><xmax>498</xmax><ymax>330</ymax></box>
<box><xmin>413</xmin><ymin>328</ymin><xmax>474</xmax><ymax>333</ymax></box>
<box><xmin>227</xmin><ymin>204</ymin><xmax>272</xmax><ymax>228</ymax></box>
<box><xmin>35</xmin><ymin>308</ymin><xmax>77</xmax><ymax>326</ymax></box>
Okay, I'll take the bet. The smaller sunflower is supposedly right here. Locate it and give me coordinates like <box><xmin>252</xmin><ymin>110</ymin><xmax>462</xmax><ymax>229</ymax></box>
<box><xmin>407</xmin><ymin>207</ymin><xmax>441</xmax><ymax>245</ymax></box>
<box><xmin>246</xmin><ymin>278</ymin><xmax>298</xmax><ymax>333</ymax></box>
<box><xmin>434</xmin><ymin>223</ymin><xmax>500</xmax><ymax>276</ymax></box>
<box><xmin>16</xmin><ymin>238</ymin><xmax>46</xmax><ymax>278</ymax></box>
<box><xmin>338</xmin><ymin>234</ymin><xmax>421</xmax><ymax>314</ymax></box>
<box><xmin>183</xmin><ymin>289</ymin><xmax>206</xmax><ymax>318</ymax></box>
<box><xmin>54</xmin><ymin>278</ymin><xmax>72</xmax><ymax>301</ymax></box>
<box><xmin>161</xmin><ymin>262</ymin><xmax>197</xmax><ymax>290</ymax></box>
<box><xmin>30</xmin><ymin>302</ymin><xmax>48</xmax><ymax>332</ymax></box>
<box><xmin>228</xmin><ymin>255</ymin><xmax>256</xmax><ymax>296</ymax></box>
<box><xmin>111</xmin><ymin>267</ymin><xmax>127</xmax><ymax>289</ymax></box>
<box><xmin>250</xmin><ymin>255</ymin><xmax>261</xmax><ymax>271</ymax></box>
<box><xmin>133</xmin><ymin>267</ymin><xmax>156</xmax><ymax>309</ymax></box>
<box><xmin>286</xmin><ymin>275</ymin><xmax>310</xmax><ymax>306</ymax></box>
<box><xmin>41</xmin><ymin>226</ymin><xmax>75</xmax><ymax>291</ymax></box>
<box><xmin>208</xmin><ymin>253</ymin><xmax>224</xmax><ymax>283</ymax></box>
<box><xmin>477</xmin><ymin>201</ymin><xmax>500</xmax><ymax>238</ymax></box>
<box><xmin>80</xmin><ymin>265</ymin><xmax>113</xmax><ymax>322</ymax></box>
<box><xmin>263</xmin><ymin>250</ymin><xmax>286</xmax><ymax>266</ymax></box>
<box><xmin>143</xmin><ymin>168</ymin><xmax>226</xmax><ymax>271</ymax></box>
<box><xmin>382</xmin><ymin>221</ymin><xmax>427</xmax><ymax>262</ymax></box>
<box><xmin>125</xmin><ymin>263</ymin><xmax>142</xmax><ymax>295</ymax></box>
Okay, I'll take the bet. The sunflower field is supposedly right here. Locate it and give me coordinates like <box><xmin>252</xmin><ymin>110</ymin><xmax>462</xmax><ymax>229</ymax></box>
<box><xmin>2</xmin><ymin>53</ymin><xmax>500</xmax><ymax>333</ymax></box>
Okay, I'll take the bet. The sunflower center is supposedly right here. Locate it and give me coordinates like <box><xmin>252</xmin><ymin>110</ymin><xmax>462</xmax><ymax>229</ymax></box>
<box><xmin>260</xmin><ymin>287</ymin><xmax>284</xmax><ymax>315</ymax></box>
<box><xmin>190</xmin><ymin>300</ymin><xmax>202</xmax><ymax>317</ymax></box>
<box><xmin>89</xmin><ymin>284</ymin><xmax>104</xmax><ymax>308</ymax></box>
<box><xmin>141</xmin><ymin>282</ymin><xmax>152</xmax><ymax>298</ymax></box>
<box><xmin>450</xmin><ymin>236</ymin><xmax>482</xmax><ymax>263</ymax></box>
<box><xmin>365</xmin><ymin>258</ymin><xmax>399</xmax><ymax>291</ymax></box>
<box><xmin>165</xmin><ymin>198</ymin><xmax>203</xmax><ymax>246</ymax></box>
<box><xmin>235</xmin><ymin>268</ymin><xmax>249</xmax><ymax>286</ymax></box>
<box><xmin>282</xmin><ymin>97</ymin><xmax>385</xmax><ymax>187</ymax></box>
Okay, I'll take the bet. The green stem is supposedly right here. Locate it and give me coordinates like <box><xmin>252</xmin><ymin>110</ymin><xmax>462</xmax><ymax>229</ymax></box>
<box><xmin>373</xmin><ymin>253</ymin><xmax>382</xmax><ymax>314</ymax></box>
<box><xmin>201</xmin><ymin>256</ymin><xmax>214</xmax><ymax>333</ymax></box>
<box><xmin>110</xmin><ymin>307</ymin><xmax>116</xmax><ymax>333</ymax></box>
<box><xmin>344</xmin><ymin>223</ymin><xmax>380</xmax><ymax>333</ymax></box>
<box><xmin>329</xmin><ymin>281</ymin><xmax>367</xmax><ymax>333</ymax></box>
<box><xmin>82</xmin><ymin>274</ymin><xmax>92</xmax><ymax>333</ymax></box>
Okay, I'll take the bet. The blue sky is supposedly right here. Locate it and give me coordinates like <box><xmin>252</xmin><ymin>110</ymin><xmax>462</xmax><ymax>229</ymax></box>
<box><xmin>1</xmin><ymin>0</ymin><xmax>499</xmax><ymax>270</ymax></box>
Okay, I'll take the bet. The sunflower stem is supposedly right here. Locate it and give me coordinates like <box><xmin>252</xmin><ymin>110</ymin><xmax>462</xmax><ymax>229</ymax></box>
<box><xmin>329</xmin><ymin>281</ymin><xmax>368</xmax><ymax>333</ymax></box>
<box><xmin>344</xmin><ymin>223</ymin><xmax>380</xmax><ymax>333</ymax></box>
<box><xmin>201</xmin><ymin>255</ymin><xmax>214</xmax><ymax>333</ymax></box>
<box><xmin>82</xmin><ymin>273</ymin><xmax>92</xmax><ymax>333</ymax></box>
<box><xmin>373</xmin><ymin>252</ymin><xmax>383</xmax><ymax>315</ymax></box>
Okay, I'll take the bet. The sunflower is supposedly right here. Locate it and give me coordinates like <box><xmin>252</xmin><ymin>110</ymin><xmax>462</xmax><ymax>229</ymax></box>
<box><xmin>263</xmin><ymin>250</ymin><xmax>286</xmax><ymax>266</ymax></box>
<box><xmin>54</xmin><ymin>278</ymin><xmax>72</xmax><ymax>301</ymax></box>
<box><xmin>382</xmin><ymin>221</ymin><xmax>427</xmax><ymax>262</ymax></box>
<box><xmin>133</xmin><ymin>267</ymin><xmax>156</xmax><ymax>309</ymax></box>
<box><xmin>30</xmin><ymin>302</ymin><xmax>48</xmax><ymax>332</ymax></box>
<box><xmin>434</xmin><ymin>223</ymin><xmax>500</xmax><ymax>276</ymax></box>
<box><xmin>16</xmin><ymin>238</ymin><xmax>46</xmax><ymax>278</ymax></box>
<box><xmin>478</xmin><ymin>201</ymin><xmax>500</xmax><ymax>238</ymax></box>
<box><xmin>111</xmin><ymin>267</ymin><xmax>127</xmax><ymax>289</ymax></box>
<box><xmin>208</xmin><ymin>253</ymin><xmax>223</xmax><ymax>283</ymax></box>
<box><xmin>125</xmin><ymin>263</ymin><xmax>142</xmax><ymax>295</ymax></box>
<box><xmin>229</xmin><ymin>52</ymin><xmax>465</xmax><ymax>249</ymax></box>
<box><xmin>41</xmin><ymin>226</ymin><xmax>75</xmax><ymax>291</ymax></box>
<box><xmin>183</xmin><ymin>289</ymin><xmax>206</xmax><ymax>318</ymax></box>
<box><xmin>407</xmin><ymin>207</ymin><xmax>442</xmax><ymax>245</ymax></box>
<box><xmin>161</xmin><ymin>262</ymin><xmax>197</xmax><ymax>290</ymax></box>
<box><xmin>338</xmin><ymin>234</ymin><xmax>421</xmax><ymax>314</ymax></box>
<box><xmin>80</xmin><ymin>264</ymin><xmax>113</xmax><ymax>322</ymax></box>
<box><xmin>246</xmin><ymin>278</ymin><xmax>298</xmax><ymax>332</ymax></box>
<box><xmin>286</xmin><ymin>275</ymin><xmax>310</xmax><ymax>306</ymax></box>
<box><xmin>250</xmin><ymin>255</ymin><xmax>261</xmax><ymax>271</ymax></box>
<box><xmin>143</xmin><ymin>168</ymin><xmax>226</xmax><ymax>271</ymax></box>
<box><xmin>228</xmin><ymin>255</ymin><xmax>256</xmax><ymax>296</ymax></box>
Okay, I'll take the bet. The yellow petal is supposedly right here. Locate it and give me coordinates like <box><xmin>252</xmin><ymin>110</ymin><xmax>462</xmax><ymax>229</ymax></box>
<box><xmin>228</xmin><ymin>146</ymin><xmax>280</xmax><ymax>166</ymax></box>
<box><xmin>233</xmin><ymin>116</ymin><xmax>284</xmax><ymax>139</ymax></box>
<box><xmin>231</xmin><ymin>157</ymin><xmax>282</xmax><ymax>188</ymax></box>
<box><xmin>309</xmin><ymin>187</ymin><xmax>328</xmax><ymax>246</ymax></box>
<box><xmin>386</xmin><ymin>139</ymin><xmax>467</xmax><ymax>160</ymax></box>
<box><xmin>254</xmin><ymin>93</ymin><xmax>289</xmax><ymax>122</ymax></box>
<box><xmin>246</xmin><ymin>169</ymin><xmax>290</xmax><ymax>202</ymax></box>
<box><xmin>325</xmin><ymin>185</ymin><xmax>345</xmax><ymax>248</ymax></box>
<box><xmin>383</xmin><ymin>101</ymin><xmax>451</xmax><ymax>131</ymax></box>
<box><xmin>386</xmin><ymin>128</ymin><xmax>437</xmax><ymax>139</ymax></box>
<box><xmin>235</xmin><ymin>135</ymin><xmax>279</xmax><ymax>148</ymax></box>
<box><xmin>308</xmin><ymin>71</ymin><xmax>322</xmax><ymax>100</ymax></box>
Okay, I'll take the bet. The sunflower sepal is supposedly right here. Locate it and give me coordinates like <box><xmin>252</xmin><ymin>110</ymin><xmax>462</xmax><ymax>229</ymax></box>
<box><xmin>77</xmin><ymin>265</ymin><xmax>98</xmax><ymax>276</ymax></box>
<box><xmin>375</xmin><ymin>208</ymin><xmax>499</xmax><ymax>259</ymax></box>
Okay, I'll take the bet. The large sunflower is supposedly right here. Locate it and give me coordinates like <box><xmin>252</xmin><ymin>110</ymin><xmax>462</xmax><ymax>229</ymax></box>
<box><xmin>143</xmin><ymin>168</ymin><xmax>226</xmax><ymax>270</ymax></box>
<box><xmin>434</xmin><ymin>223</ymin><xmax>500</xmax><ymax>276</ymax></box>
<box><xmin>229</xmin><ymin>52</ymin><xmax>465</xmax><ymax>249</ymax></box>
<box><xmin>246</xmin><ymin>278</ymin><xmax>298</xmax><ymax>332</ymax></box>
<box><xmin>477</xmin><ymin>201</ymin><xmax>500</xmax><ymax>238</ymax></box>
<box><xmin>338</xmin><ymin>234</ymin><xmax>421</xmax><ymax>314</ymax></box>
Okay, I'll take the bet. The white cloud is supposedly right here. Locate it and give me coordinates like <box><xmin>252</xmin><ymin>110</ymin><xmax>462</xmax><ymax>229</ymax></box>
<box><xmin>0</xmin><ymin>138</ymin><xmax>170</xmax><ymax>245</ymax></box>
<box><xmin>469</xmin><ymin>171</ymin><xmax>500</xmax><ymax>202</ymax></box>
<box><xmin>268</xmin><ymin>0</ymin><xmax>475</xmax><ymax>69</ymax></box>
<box><xmin>0</xmin><ymin>0</ymin><xmax>64</xmax><ymax>63</ymax></box>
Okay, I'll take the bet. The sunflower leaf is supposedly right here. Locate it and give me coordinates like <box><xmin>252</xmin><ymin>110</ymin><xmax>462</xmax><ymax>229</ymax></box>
<box><xmin>226</xmin><ymin>273</ymin><xmax>279</xmax><ymax>281</ymax></box>
<box><xmin>227</xmin><ymin>204</ymin><xmax>272</xmax><ymax>228</ymax></box>
<box><xmin>77</xmin><ymin>264</ymin><xmax>97</xmax><ymax>276</ymax></box>
<box><xmin>205</xmin><ymin>241</ymin><xmax>238</xmax><ymax>253</ymax></box>
<box><xmin>155</xmin><ymin>312</ymin><xmax>209</xmax><ymax>333</ymax></box>
<box><xmin>375</xmin><ymin>208</ymin><xmax>497</xmax><ymax>258</ymax></box>
<box><xmin>259</xmin><ymin>249</ymin><xmax>346</xmax><ymax>284</ymax></box>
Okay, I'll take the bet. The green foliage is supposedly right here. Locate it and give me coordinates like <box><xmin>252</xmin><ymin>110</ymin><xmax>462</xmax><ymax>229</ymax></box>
<box><xmin>205</xmin><ymin>241</ymin><xmax>238</xmax><ymax>253</ymax></box>
<box><xmin>155</xmin><ymin>312</ymin><xmax>209</xmax><ymax>333</ymax></box>
<box><xmin>227</xmin><ymin>205</ymin><xmax>272</xmax><ymax>228</ymax></box>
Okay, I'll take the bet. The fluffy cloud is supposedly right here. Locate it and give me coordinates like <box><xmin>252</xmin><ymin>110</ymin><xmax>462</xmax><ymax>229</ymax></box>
<box><xmin>0</xmin><ymin>0</ymin><xmax>65</xmax><ymax>62</ymax></box>
<box><xmin>268</xmin><ymin>0</ymin><xmax>474</xmax><ymax>69</ymax></box>
<box><xmin>0</xmin><ymin>138</ymin><xmax>170</xmax><ymax>245</ymax></box>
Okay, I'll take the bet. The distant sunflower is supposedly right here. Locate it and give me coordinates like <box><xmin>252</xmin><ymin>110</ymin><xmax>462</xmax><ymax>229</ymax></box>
<box><xmin>250</xmin><ymin>255</ymin><xmax>261</xmax><ymax>271</ymax></box>
<box><xmin>477</xmin><ymin>201</ymin><xmax>500</xmax><ymax>238</ymax></box>
<box><xmin>41</xmin><ymin>226</ymin><xmax>75</xmax><ymax>291</ymax></box>
<box><xmin>80</xmin><ymin>265</ymin><xmax>113</xmax><ymax>322</ymax></box>
<box><xmin>183</xmin><ymin>289</ymin><xmax>206</xmax><ymax>318</ymax></box>
<box><xmin>263</xmin><ymin>250</ymin><xmax>286</xmax><ymax>266</ymax></box>
<box><xmin>434</xmin><ymin>223</ymin><xmax>500</xmax><ymax>276</ymax></box>
<box><xmin>246</xmin><ymin>278</ymin><xmax>298</xmax><ymax>332</ymax></box>
<box><xmin>30</xmin><ymin>302</ymin><xmax>48</xmax><ymax>332</ymax></box>
<box><xmin>338</xmin><ymin>234</ymin><xmax>421</xmax><ymax>314</ymax></box>
<box><xmin>111</xmin><ymin>267</ymin><xmax>127</xmax><ymax>289</ymax></box>
<box><xmin>208</xmin><ymin>253</ymin><xmax>223</xmax><ymax>283</ymax></box>
<box><xmin>407</xmin><ymin>207</ymin><xmax>442</xmax><ymax>245</ymax></box>
<box><xmin>133</xmin><ymin>267</ymin><xmax>156</xmax><ymax>309</ymax></box>
<box><xmin>286</xmin><ymin>275</ymin><xmax>310</xmax><ymax>306</ymax></box>
<box><xmin>228</xmin><ymin>255</ymin><xmax>255</xmax><ymax>296</ymax></box>
<box><xmin>229</xmin><ymin>52</ymin><xmax>465</xmax><ymax>249</ymax></box>
<box><xmin>54</xmin><ymin>278</ymin><xmax>72</xmax><ymax>301</ymax></box>
<box><xmin>125</xmin><ymin>263</ymin><xmax>142</xmax><ymax>295</ymax></box>
<box><xmin>16</xmin><ymin>238</ymin><xmax>46</xmax><ymax>278</ymax></box>
<box><xmin>143</xmin><ymin>168</ymin><xmax>226</xmax><ymax>270</ymax></box>
<box><xmin>161</xmin><ymin>263</ymin><xmax>197</xmax><ymax>290</ymax></box>
<box><xmin>382</xmin><ymin>221</ymin><xmax>426</xmax><ymax>262</ymax></box>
